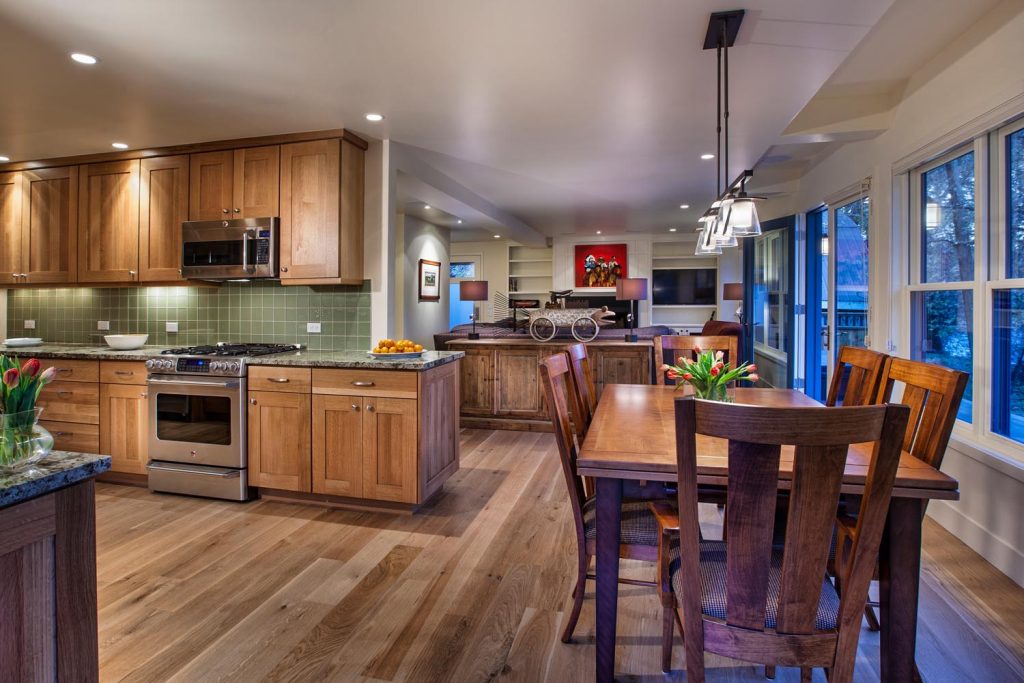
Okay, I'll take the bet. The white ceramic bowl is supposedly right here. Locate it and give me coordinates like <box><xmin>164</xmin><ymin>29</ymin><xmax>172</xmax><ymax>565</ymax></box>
<box><xmin>104</xmin><ymin>334</ymin><xmax>149</xmax><ymax>350</ymax></box>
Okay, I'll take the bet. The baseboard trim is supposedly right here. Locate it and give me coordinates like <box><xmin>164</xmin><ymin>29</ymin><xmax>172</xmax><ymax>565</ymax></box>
<box><xmin>928</xmin><ymin>501</ymin><xmax>1024</xmax><ymax>587</ymax></box>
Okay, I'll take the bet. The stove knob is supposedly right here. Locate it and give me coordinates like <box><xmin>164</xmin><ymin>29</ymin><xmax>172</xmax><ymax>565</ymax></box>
<box><xmin>210</xmin><ymin>361</ymin><xmax>224</xmax><ymax>373</ymax></box>
<box><xmin>162</xmin><ymin>359</ymin><xmax>175</xmax><ymax>371</ymax></box>
<box><xmin>145</xmin><ymin>359</ymin><xmax>155</xmax><ymax>371</ymax></box>
<box><xmin>229</xmin><ymin>361</ymin><xmax>241</xmax><ymax>374</ymax></box>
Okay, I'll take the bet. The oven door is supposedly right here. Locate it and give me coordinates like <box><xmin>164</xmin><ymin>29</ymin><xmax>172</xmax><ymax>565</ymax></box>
<box><xmin>147</xmin><ymin>375</ymin><xmax>246</xmax><ymax>468</ymax></box>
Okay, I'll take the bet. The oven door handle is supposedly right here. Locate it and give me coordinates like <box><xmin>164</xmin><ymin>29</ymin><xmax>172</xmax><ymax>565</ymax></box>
<box><xmin>242</xmin><ymin>231</ymin><xmax>255</xmax><ymax>274</ymax></box>
<box><xmin>146</xmin><ymin>463</ymin><xmax>240</xmax><ymax>478</ymax></box>
<box><xmin>148</xmin><ymin>377</ymin><xmax>240</xmax><ymax>389</ymax></box>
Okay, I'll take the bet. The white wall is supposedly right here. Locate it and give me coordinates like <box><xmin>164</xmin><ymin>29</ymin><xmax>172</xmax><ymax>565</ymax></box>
<box><xmin>761</xmin><ymin>0</ymin><xmax>1024</xmax><ymax>584</ymax></box>
<box><xmin>399</xmin><ymin>215</ymin><xmax>450</xmax><ymax>349</ymax></box>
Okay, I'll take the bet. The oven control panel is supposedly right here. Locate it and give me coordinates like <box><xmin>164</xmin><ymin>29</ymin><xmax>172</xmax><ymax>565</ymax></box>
<box><xmin>145</xmin><ymin>357</ymin><xmax>244</xmax><ymax>376</ymax></box>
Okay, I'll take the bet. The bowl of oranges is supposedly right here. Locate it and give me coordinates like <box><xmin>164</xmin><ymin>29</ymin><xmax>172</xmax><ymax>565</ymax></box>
<box><xmin>369</xmin><ymin>339</ymin><xmax>425</xmax><ymax>359</ymax></box>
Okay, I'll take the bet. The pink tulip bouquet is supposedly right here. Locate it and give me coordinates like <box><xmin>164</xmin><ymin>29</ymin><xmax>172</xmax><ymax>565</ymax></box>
<box><xmin>660</xmin><ymin>346</ymin><xmax>758</xmax><ymax>402</ymax></box>
<box><xmin>0</xmin><ymin>356</ymin><xmax>57</xmax><ymax>471</ymax></box>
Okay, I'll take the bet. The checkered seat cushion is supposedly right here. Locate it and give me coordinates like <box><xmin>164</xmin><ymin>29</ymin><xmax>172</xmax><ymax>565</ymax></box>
<box><xmin>669</xmin><ymin>540</ymin><xmax>841</xmax><ymax>630</ymax></box>
<box><xmin>581</xmin><ymin>498</ymin><xmax>662</xmax><ymax>546</ymax></box>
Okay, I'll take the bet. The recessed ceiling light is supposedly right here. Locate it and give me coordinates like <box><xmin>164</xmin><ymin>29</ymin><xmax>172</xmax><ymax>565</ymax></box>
<box><xmin>457</xmin><ymin>219</ymin><xmax>463</xmax><ymax>224</ymax></box>
<box><xmin>364</xmin><ymin>113</ymin><xmax>385</xmax><ymax>122</ymax></box>
<box><xmin>669</xmin><ymin>228</ymin><xmax>677</xmax><ymax>232</ymax></box>
<box><xmin>679</xmin><ymin>204</ymin><xmax>690</xmax><ymax>209</ymax></box>
<box><xmin>111</xmin><ymin>142</ymin><xmax>129</xmax><ymax>150</ymax></box>
<box><xmin>70</xmin><ymin>52</ymin><xmax>98</xmax><ymax>65</ymax></box>
<box><xmin>701</xmin><ymin>154</ymin><xmax>715</xmax><ymax>160</ymax></box>
<box><xmin>424</xmin><ymin>204</ymin><xmax>431</xmax><ymax>210</ymax></box>
<box><xmin>493</xmin><ymin>234</ymin><xmax>501</xmax><ymax>239</ymax></box>
<box><xmin>0</xmin><ymin>156</ymin><xmax>9</xmax><ymax>162</ymax></box>
<box><xmin>596</xmin><ymin>230</ymin><xmax>602</xmax><ymax>235</ymax></box>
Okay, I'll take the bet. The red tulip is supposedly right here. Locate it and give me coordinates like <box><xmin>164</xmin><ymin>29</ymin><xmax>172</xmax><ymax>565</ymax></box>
<box><xmin>747</xmin><ymin>364</ymin><xmax>757</xmax><ymax>372</ymax></box>
<box><xmin>682</xmin><ymin>372</ymin><xmax>693</xmax><ymax>380</ymax></box>
<box><xmin>3</xmin><ymin>368</ymin><xmax>20</xmax><ymax>388</ymax></box>
<box><xmin>667</xmin><ymin>369</ymin><xmax>680</xmax><ymax>380</ymax></box>
<box><xmin>21</xmin><ymin>358</ymin><xmax>41</xmax><ymax>378</ymax></box>
<box><xmin>710</xmin><ymin>365</ymin><xmax>720</xmax><ymax>376</ymax></box>
<box><xmin>748</xmin><ymin>373</ymin><xmax>760</xmax><ymax>382</ymax></box>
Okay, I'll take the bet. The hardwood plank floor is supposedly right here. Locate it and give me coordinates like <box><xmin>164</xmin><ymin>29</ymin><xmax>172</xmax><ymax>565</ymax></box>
<box><xmin>96</xmin><ymin>429</ymin><xmax>1024</xmax><ymax>682</ymax></box>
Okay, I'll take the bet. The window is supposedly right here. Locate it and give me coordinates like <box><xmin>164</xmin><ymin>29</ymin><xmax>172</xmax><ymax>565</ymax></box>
<box><xmin>913</xmin><ymin>290</ymin><xmax>974</xmax><ymax>422</ymax></box>
<box><xmin>835</xmin><ymin>197</ymin><xmax>869</xmax><ymax>350</ymax></box>
<box><xmin>449</xmin><ymin>262</ymin><xmax>476</xmax><ymax>279</ymax></box>
<box><xmin>1008</xmin><ymin>128</ymin><xmax>1024</xmax><ymax>278</ymax></box>
<box><xmin>922</xmin><ymin>151</ymin><xmax>975</xmax><ymax>282</ymax></box>
<box><xmin>993</xmin><ymin>289</ymin><xmax>1024</xmax><ymax>444</ymax></box>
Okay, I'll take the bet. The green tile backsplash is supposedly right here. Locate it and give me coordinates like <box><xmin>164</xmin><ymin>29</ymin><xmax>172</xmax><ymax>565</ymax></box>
<box><xmin>6</xmin><ymin>281</ymin><xmax>371</xmax><ymax>350</ymax></box>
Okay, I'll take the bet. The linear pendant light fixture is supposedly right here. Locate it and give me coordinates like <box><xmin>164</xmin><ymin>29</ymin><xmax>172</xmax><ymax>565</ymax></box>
<box><xmin>695</xmin><ymin>9</ymin><xmax>763</xmax><ymax>254</ymax></box>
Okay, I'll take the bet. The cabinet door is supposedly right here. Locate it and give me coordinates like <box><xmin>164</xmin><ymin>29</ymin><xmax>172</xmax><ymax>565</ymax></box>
<box><xmin>459</xmin><ymin>348</ymin><xmax>495</xmax><ymax>415</ymax></box>
<box><xmin>279</xmin><ymin>139</ymin><xmax>340</xmax><ymax>281</ymax></box>
<box><xmin>312</xmin><ymin>395</ymin><xmax>364</xmax><ymax>497</ymax></box>
<box><xmin>234</xmin><ymin>146</ymin><xmax>279</xmax><ymax>218</ymax></box>
<box><xmin>100</xmin><ymin>383</ymin><xmax>149</xmax><ymax>474</ymax></box>
<box><xmin>494</xmin><ymin>348</ymin><xmax>545</xmax><ymax>417</ymax></box>
<box><xmin>362</xmin><ymin>397</ymin><xmax>418</xmax><ymax>503</ymax></box>
<box><xmin>139</xmin><ymin>155</ymin><xmax>188</xmax><ymax>282</ymax></box>
<box><xmin>0</xmin><ymin>172</ymin><xmax>24</xmax><ymax>284</ymax></box>
<box><xmin>78</xmin><ymin>160</ymin><xmax>140</xmax><ymax>283</ymax></box>
<box><xmin>22</xmin><ymin>166</ymin><xmax>77</xmax><ymax>284</ymax></box>
<box><xmin>189</xmin><ymin>150</ymin><xmax>234</xmax><ymax>220</ymax></box>
<box><xmin>590</xmin><ymin>348</ymin><xmax>651</xmax><ymax>399</ymax></box>
<box><xmin>247</xmin><ymin>390</ymin><xmax>311</xmax><ymax>492</ymax></box>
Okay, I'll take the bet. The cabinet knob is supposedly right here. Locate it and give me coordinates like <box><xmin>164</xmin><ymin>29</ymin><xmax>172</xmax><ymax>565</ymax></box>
<box><xmin>140</xmin><ymin>393</ymin><xmax>147</xmax><ymax>399</ymax></box>
<box><xmin>234</xmin><ymin>208</ymin><xmax>241</xmax><ymax>213</ymax></box>
<box><xmin>249</xmin><ymin>398</ymin><xmax>257</xmax><ymax>405</ymax></box>
<box><xmin>351</xmin><ymin>404</ymin><xmax>359</xmax><ymax>411</ymax></box>
<box><xmin>366</xmin><ymin>404</ymin><xmax>375</xmax><ymax>412</ymax></box>
<box><xmin>280</xmin><ymin>266</ymin><xmax>288</xmax><ymax>273</ymax></box>
<box><xmin>222</xmin><ymin>208</ymin><xmax>230</xmax><ymax>214</ymax></box>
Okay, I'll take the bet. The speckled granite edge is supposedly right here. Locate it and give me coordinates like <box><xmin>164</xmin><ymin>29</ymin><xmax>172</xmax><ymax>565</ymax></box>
<box><xmin>0</xmin><ymin>452</ymin><xmax>112</xmax><ymax>509</ymax></box>
<box><xmin>0</xmin><ymin>344</ymin><xmax>172</xmax><ymax>360</ymax></box>
<box><xmin>248</xmin><ymin>350</ymin><xmax>464</xmax><ymax>370</ymax></box>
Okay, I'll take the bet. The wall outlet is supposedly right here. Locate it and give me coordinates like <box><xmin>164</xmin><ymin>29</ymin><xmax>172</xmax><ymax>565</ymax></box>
<box><xmin>97</xmin><ymin>321</ymin><xmax>110</xmax><ymax>331</ymax></box>
<box><xmin>166</xmin><ymin>321</ymin><xmax>179</xmax><ymax>333</ymax></box>
<box><xmin>306</xmin><ymin>322</ymin><xmax>322</xmax><ymax>334</ymax></box>
<box><xmin>23</xmin><ymin>320</ymin><xmax>35</xmax><ymax>330</ymax></box>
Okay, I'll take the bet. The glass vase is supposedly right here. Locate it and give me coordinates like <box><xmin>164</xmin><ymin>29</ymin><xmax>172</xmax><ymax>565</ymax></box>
<box><xmin>0</xmin><ymin>408</ymin><xmax>54</xmax><ymax>474</ymax></box>
<box><xmin>687</xmin><ymin>382</ymin><xmax>732</xmax><ymax>402</ymax></box>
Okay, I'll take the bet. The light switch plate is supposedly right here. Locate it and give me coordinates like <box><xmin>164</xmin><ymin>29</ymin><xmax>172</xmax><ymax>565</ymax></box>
<box><xmin>97</xmin><ymin>321</ymin><xmax>110</xmax><ymax>331</ymax></box>
<box><xmin>166</xmin><ymin>321</ymin><xmax>179</xmax><ymax>333</ymax></box>
<box><xmin>23</xmin><ymin>320</ymin><xmax>35</xmax><ymax>330</ymax></box>
<box><xmin>306</xmin><ymin>322</ymin><xmax>322</xmax><ymax>334</ymax></box>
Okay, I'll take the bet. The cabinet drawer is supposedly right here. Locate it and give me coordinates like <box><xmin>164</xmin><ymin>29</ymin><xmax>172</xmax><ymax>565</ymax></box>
<box><xmin>248</xmin><ymin>366</ymin><xmax>312</xmax><ymax>393</ymax></box>
<box><xmin>39</xmin><ymin>359</ymin><xmax>99</xmax><ymax>383</ymax></box>
<box><xmin>36</xmin><ymin>381</ymin><xmax>100</xmax><ymax>424</ymax></box>
<box><xmin>41</xmin><ymin>420</ymin><xmax>99</xmax><ymax>454</ymax></box>
<box><xmin>100</xmin><ymin>361</ymin><xmax>148</xmax><ymax>385</ymax></box>
<box><xmin>313</xmin><ymin>368</ymin><xmax>418</xmax><ymax>398</ymax></box>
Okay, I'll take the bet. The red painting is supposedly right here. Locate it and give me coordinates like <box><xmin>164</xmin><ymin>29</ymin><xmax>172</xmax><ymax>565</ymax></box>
<box><xmin>574</xmin><ymin>243</ymin><xmax>628</xmax><ymax>288</ymax></box>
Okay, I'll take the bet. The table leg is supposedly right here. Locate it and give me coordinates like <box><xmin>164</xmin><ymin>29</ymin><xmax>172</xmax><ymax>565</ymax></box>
<box><xmin>595</xmin><ymin>476</ymin><xmax>623</xmax><ymax>683</ymax></box>
<box><xmin>879</xmin><ymin>497</ymin><xmax>924</xmax><ymax>683</ymax></box>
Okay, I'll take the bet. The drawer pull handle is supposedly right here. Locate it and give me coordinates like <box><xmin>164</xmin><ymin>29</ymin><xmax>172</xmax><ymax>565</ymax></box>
<box><xmin>54</xmin><ymin>431</ymin><xmax>71</xmax><ymax>437</ymax></box>
<box><xmin>56</xmin><ymin>368</ymin><xmax>72</xmax><ymax>375</ymax></box>
<box><xmin>351</xmin><ymin>381</ymin><xmax>375</xmax><ymax>387</ymax></box>
<box><xmin>268</xmin><ymin>378</ymin><xmax>290</xmax><ymax>383</ymax></box>
<box><xmin>115</xmin><ymin>370</ymin><xmax>134</xmax><ymax>376</ymax></box>
<box><xmin>56</xmin><ymin>391</ymin><xmax>72</xmax><ymax>399</ymax></box>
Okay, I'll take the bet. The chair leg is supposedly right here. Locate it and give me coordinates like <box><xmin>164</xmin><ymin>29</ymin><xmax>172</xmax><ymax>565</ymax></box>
<box><xmin>765</xmin><ymin>664</ymin><xmax>776</xmax><ymax>678</ymax></box>
<box><xmin>561</xmin><ymin>552</ymin><xmax>590</xmax><ymax>643</ymax></box>
<box><xmin>800</xmin><ymin>667</ymin><xmax>812</xmax><ymax>682</ymax></box>
<box><xmin>661</xmin><ymin>604</ymin><xmax>674</xmax><ymax>673</ymax></box>
<box><xmin>864</xmin><ymin>604</ymin><xmax>880</xmax><ymax>632</ymax></box>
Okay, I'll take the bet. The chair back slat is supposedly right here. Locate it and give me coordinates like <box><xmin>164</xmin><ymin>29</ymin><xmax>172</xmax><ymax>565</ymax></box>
<box><xmin>565</xmin><ymin>343</ymin><xmax>597</xmax><ymax>441</ymax></box>
<box><xmin>655</xmin><ymin>335</ymin><xmax>740</xmax><ymax>385</ymax></box>
<box><xmin>539</xmin><ymin>354</ymin><xmax>587</xmax><ymax>532</ymax></box>
<box><xmin>826</xmin><ymin>346</ymin><xmax>889</xmax><ymax>407</ymax></box>
<box><xmin>878</xmin><ymin>358</ymin><xmax>968</xmax><ymax>469</ymax></box>
<box><xmin>674</xmin><ymin>398</ymin><xmax>909</xmax><ymax>649</ymax></box>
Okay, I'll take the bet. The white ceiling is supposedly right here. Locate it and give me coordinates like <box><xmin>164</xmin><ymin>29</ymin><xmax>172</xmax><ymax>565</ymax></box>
<box><xmin>0</xmin><ymin>0</ymin><xmax>902</xmax><ymax>236</ymax></box>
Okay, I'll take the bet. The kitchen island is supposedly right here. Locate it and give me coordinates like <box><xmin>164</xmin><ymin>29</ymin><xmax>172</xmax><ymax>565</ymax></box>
<box><xmin>0</xmin><ymin>452</ymin><xmax>111</xmax><ymax>682</ymax></box>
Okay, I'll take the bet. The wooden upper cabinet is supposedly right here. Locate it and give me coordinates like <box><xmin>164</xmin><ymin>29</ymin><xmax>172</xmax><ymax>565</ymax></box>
<box><xmin>78</xmin><ymin>160</ymin><xmax>140</xmax><ymax>283</ymax></box>
<box><xmin>22</xmin><ymin>167</ymin><xmax>78</xmax><ymax>284</ymax></box>
<box><xmin>279</xmin><ymin>138</ymin><xmax>364</xmax><ymax>285</ymax></box>
<box><xmin>189</xmin><ymin>150</ymin><xmax>233</xmax><ymax>220</ymax></box>
<box><xmin>0</xmin><ymin>172</ymin><xmax>24</xmax><ymax>284</ymax></box>
<box><xmin>139</xmin><ymin>156</ymin><xmax>188</xmax><ymax>282</ymax></box>
<box><xmin>234</xmin><ymin>146</ymin><xmax>279</xmax><ymax>217</ymax></box>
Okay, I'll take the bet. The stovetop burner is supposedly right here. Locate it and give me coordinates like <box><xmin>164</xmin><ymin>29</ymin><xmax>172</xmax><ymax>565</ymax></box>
<box><xmin>160</xmin><ymin>343</ymin><xmax>302</xmax><ymax>358</ymax></box>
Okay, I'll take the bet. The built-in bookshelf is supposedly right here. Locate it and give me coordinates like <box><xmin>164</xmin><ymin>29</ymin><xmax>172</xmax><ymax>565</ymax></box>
<box><xmin>649</xmin><ymin>241</ymin><xmax>719</xmax><ymax>333</ymax></box>
<box><xmin>508</xmin><ymin>245</ymin><xmax>553</xmax><ymax>299</ymax></box>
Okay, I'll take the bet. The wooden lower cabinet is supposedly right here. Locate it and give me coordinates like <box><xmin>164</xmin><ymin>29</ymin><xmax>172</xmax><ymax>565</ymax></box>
<box><xmin>247</xmin><ymin>390</ymin><xmax>312</xmax><ymax>492</ymax></box>
<box><xmin>99</xmin><ymin>383</ymin><xmax>149</xmax><ymax>475</ymax></box>
<box><xmin>44</xmin><ymin>420</ymin><xmax>100</xmax><ymax>455</ymax></box>
<box><xmin>494</xmin><ymin>349</ymin><xmax>544</xmax><ymax>417</ymax></box>
<box><xmin>590</xmin><ymin>347</ymin><xmax>651</xmax><ymax>396</ymax></box>
<box><xmin>361</xmin><ymin>397</ymin><xmax>418</xmax><ymax>503</ymax></box>
<box><xmin>312</xmin><ymin>395</ymin><xmax>365</xmax><ymax>497</ymax></box>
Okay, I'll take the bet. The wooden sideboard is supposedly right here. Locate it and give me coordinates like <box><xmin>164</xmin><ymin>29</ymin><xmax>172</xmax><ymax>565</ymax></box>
<box><xmin>445</xmin><ymin>338</ymin><xmax>653</xmax><ymax>431</ymax></box>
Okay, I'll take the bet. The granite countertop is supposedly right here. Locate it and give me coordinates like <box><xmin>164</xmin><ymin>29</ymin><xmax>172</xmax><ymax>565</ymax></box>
<box><xmin>247</xmin><ymin>349</ymin><xmax>464</xmax><ymax>370</ymax></box>
<box><xmin>0</xmin><ymin>452</ymin><xmax>111</xmax><ymax>509</ymax></box>
<box><xmin>0</xmin><ymin>343</ymin><xmax>464</xmax><ymax>370</ymax></box>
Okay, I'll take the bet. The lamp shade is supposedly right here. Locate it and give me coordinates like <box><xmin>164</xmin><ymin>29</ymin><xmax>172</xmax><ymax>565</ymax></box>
<box><xmin>722</xmin><ymin>282</ymin><xmax>744</xmax><ymax>301</ymax></box>
<box><xmin>615</xmin><ymin>277</ymin><xmax>648</xmax><ymax>301</ymax></box>
<box><xmin>459</xmin><ymin>280</ymin><xmax>489</xmax><ymax>301</ymax></box>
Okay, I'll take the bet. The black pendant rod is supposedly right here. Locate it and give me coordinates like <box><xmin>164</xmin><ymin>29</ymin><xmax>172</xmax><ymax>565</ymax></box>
<box><xmin>722</xmin><ymin>20</ymin><xmax>729</xmax><ymax>192</ymax></box>
<box><xmin>716</xmin><ymin>41</ymin><xmax>722</xmax><ymax>198</ymax></box>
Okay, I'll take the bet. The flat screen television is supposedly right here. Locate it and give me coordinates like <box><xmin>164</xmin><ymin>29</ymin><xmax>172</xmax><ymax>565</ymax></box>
<box><xmin>652</xmin><ymin>268</ymin><xmax>717</xmax><ymax>306</ymax></box>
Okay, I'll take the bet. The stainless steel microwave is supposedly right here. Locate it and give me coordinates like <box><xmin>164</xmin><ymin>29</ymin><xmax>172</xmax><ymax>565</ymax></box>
<box><xmin>181</xmin><ymin>217</ymin><xmax>278</xmax><ymax>280</ymax></box>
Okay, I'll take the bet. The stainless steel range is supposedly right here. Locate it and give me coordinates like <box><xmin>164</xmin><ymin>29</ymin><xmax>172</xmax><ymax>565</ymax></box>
<box><xmin>145</xmin><ymin>343</ymin><xmax>301</xmax><ymax>501</ymax></box>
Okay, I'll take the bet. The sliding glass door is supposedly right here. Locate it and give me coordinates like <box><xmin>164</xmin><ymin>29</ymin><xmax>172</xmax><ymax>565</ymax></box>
<box><xmin>744</xmin><ymin>216</ymin><xmax>796</xmax><ymax>388</ymax></box>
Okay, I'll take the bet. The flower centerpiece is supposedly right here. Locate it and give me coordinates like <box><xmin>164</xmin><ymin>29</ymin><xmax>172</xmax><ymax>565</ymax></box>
<box><xmin>661</xmin><ymin>346</ymin><xmax>758</xmax><ymax>402</ymax></box>
<box><xmin>0</xmin><ymin>356</ymin><xmax>57</xmax><ymax>473</ymax></box>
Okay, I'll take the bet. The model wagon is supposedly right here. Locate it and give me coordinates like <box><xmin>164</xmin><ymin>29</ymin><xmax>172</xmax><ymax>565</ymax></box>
<box><xmin>528</xmin><ymin>307</ymin><xmax>613</xmax><ymax>342</ymax></box>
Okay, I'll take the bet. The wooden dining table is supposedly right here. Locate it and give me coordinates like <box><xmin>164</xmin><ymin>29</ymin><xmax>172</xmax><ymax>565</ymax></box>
<box><xmin>577</xmin><ymin>384</ymin><xmax>959</xmax><ymax>682</ymax></box>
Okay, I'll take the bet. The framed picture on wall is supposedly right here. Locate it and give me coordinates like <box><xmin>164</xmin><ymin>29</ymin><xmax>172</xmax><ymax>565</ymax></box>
<box><xmin>418</xmin><ymin>259</ymin><xmax>441</xmax><ymax>301</ymax></box>
<box><xmin>574</xmin><ymin>243</ymin><xmax>628</xmax><ymax>288</ymax></box>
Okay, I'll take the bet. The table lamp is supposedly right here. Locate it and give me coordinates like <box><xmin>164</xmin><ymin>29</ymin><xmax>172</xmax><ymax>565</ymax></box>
<box><xmin>615</xmin><ymin>277</ymin><xmax>648</xmax><ymax>343</ymax></box>
<box><xmin>723</xmin><ymin>282</ymin><xmax>744</xmax><ymax>323</ymax></box>
<box><xmin>460</xmin><ymin>281</ymin><xmax>489</xmax><ymax>339</ymax></box>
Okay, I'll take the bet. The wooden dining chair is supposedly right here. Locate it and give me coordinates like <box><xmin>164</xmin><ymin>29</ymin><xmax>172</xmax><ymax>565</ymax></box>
<box><xmin>564</xmin><ymin>342</ymin><xmax>598</xmax><ymax>442</ymax></box>
<box><xmin>539</xmin><ymin>353</ymin><xmax>667</xmax><ymax>643</ymax></box>
<box><xmin>826</xmin><ymin>346</ymin><xmax>890</xmax><ymax>407</ymax></box>
<box><xmin>654</xmin><ymin>397</ymin><xmax>909</xmax><ymax>681</ymax></box>
<box><xmin>654</xmin><ymin>335</ymin><xmax>739</xmax><ymax>385</ymax></box>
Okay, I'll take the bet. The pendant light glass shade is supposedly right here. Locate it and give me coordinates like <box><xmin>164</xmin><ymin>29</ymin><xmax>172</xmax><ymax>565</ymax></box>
<box><xmin>711</xmin><ymin>201</ymin><xmax>737</xmax><ymax>246</ymax></box>
<box><xmin>723</xmin><ymin>194</ymin><xmax>763</xmax><ymax>237</ymax></box>
<box><xmin>695</xmin><ymin>226</ymin><xmax>722</xmax><ymax>255</ymax></box>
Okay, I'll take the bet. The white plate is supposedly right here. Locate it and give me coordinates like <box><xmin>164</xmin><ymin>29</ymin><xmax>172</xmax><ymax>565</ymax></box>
<box><xmin>3</xmin><ymin>338</ymin><xmax>43</xmax><ymax>347</ymax></box>
<box><xmin>367</xmin><ymin>351</ymin><xmax>425</xmax><ymax>360</ymax></box>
